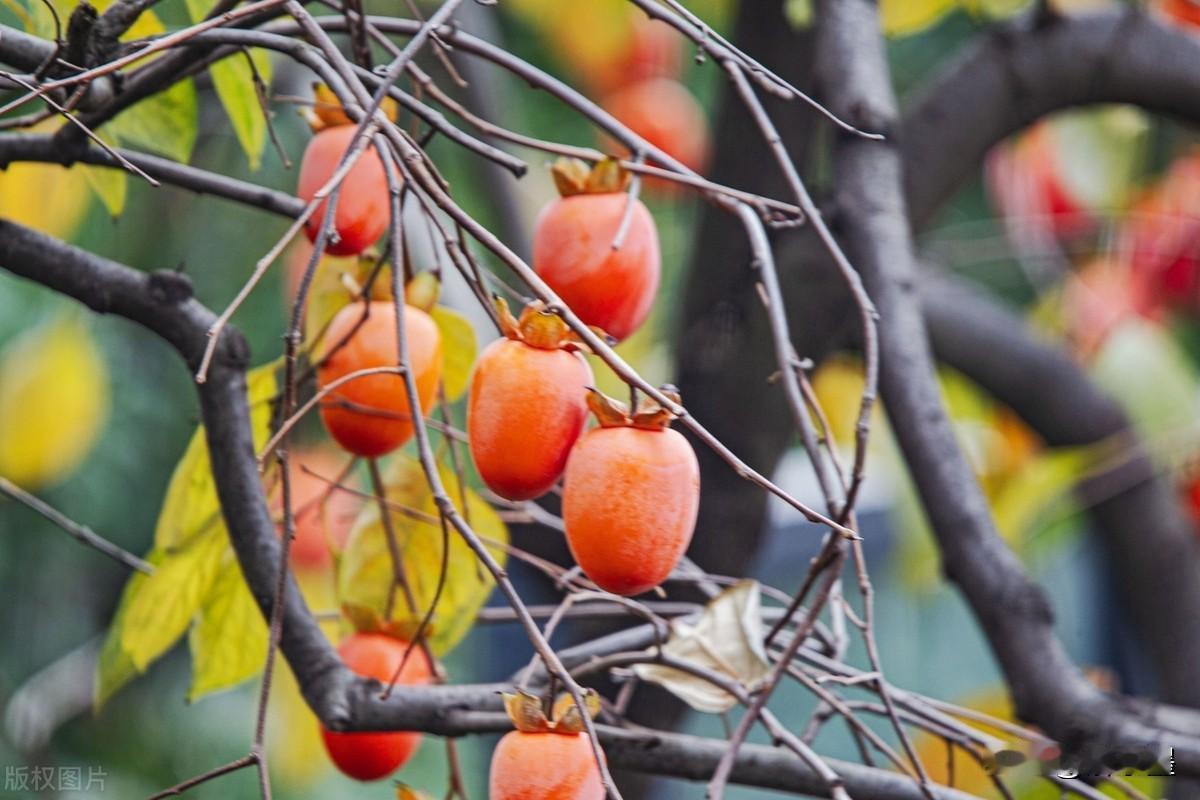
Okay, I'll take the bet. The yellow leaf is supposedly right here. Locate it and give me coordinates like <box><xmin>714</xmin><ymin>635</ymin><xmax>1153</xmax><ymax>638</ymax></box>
<box><xmin>266</xmin><ymin>659</ymin><xmax>329</xmax><ymax>786</ymax></box>
<box><xmin>431</xmin><ymin>306</ymin><xmax>476</xmax><ymax>402</ymax></box>
<box><xmin>338</xmin><ymin>455</ymin><xmax>507</xmax><ymax>655</ymax></box>
<box><xmin>120</xmin><ymin>526</ymin><xmax>227</xmax><ymax>670</ymax></box>
<box><xmin>0</xmin><ymin>314</ymin><xmax>109</xmax><ymax>488</ymax></box>
<box><xmin>95</xmin><ymin>552</ymin><xmax>162</xmax><ymax>708</ymax></box>
<box><xmin>188</xmin><ymin>548</ymin><xmax>268</xmax><ymax>701</ymax></box>
<box><xmin>880</xmin><ymin>0</ymin><xmax>957</xmax><ymax>36</ymax></box>
<box><xmin>155</xmin><ymin>360</ymin><xmax>278</xmax><ymax>550</ymax></box>
<box><xmin>80</xmin><ymin>161</ymin><xmax>128</xmax><ymax>218</ymax></box>
<box><xmin>0</xmin><ymin>156</ymin><xmax>92</xmax><ymax>237</ymax></box>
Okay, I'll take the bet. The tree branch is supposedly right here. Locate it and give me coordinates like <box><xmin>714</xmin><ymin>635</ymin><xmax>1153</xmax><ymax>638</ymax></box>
<box><xmin>814</xmin><ymin>0</ymin><xmax>1200</xmax><ymax>776</ymax></box>
<box><xmin>903</xmin><ymin>8</ymin><xmax>1200</xmax><ymax>229</ymax></box>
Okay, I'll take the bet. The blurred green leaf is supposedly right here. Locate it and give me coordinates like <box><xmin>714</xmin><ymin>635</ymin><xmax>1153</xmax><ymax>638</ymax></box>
<box><xmin>431</xmin><ymin>306</ymin><xmax>476</xmax><ymax>402</ymax></box>
<box><xmin>188</xmin><ymin>549</ymin><xmax>268</xmax><ymax>701</ymax></box>
<box><xmin>1090</xmin><ymin>320</ymin><xmax>1200</xmax><ymax>448</ymax></box>
<box><xmin>184</xmin><ymin>0</ymin><xmax>271</xmax><ymax>170</ymax></box>
<box><xmin>107</xmin><ymin>78</ymin><xmax>198</xmax><ymax>164</ymax></box>
<box><xmin>338</xmin><ymin>455</ymin><xmax>506</xmax><ymax>655</ymax></box>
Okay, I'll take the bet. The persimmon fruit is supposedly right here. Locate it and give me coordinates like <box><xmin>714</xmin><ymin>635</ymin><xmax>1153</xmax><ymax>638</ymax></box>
<box><xmin>273</xmin><ymin>447</ymin><xmax>361</xmax><ymax>571</ymax></box>
<box><xmin>1161</xmin><ymin>0</ymin><xmax>1200</xmax><ymax>27</ymax></box>
<box><xmin>489</xmin><ymin>731</ymin><xmax>605</xmax><ymax>800</ymax></box>
<box><xmin>563</xmin><ymin>390</ymin><xmax>700</xmax><ymax>596</ymax></box>
<box><xmin>603</xmin><ymin>78</ymin><xmax>710</xmax><ymax>177</ymax></box>
<box><xmin>468</xmin><ymin>302</ymin><xmax>593</xmax><ymax>501</ymax></box>
<box><xmin>298</xmin><ymin>123</ymin><xmax>390</xmax><ymax>256</ymax></box>
<box><xmin>317</xmin><ymin>300</ymin><xmax>442</xmax><ymax>458</ymax></box>
<box><xmin>533</xmin><ymin>159</ymin><xmax>660</xmax><ymax>342</ymax></box>
<box><xmin>321</xmin><ymin>633</ymin><xmax>431</xmax><ymax>781</ymax></box>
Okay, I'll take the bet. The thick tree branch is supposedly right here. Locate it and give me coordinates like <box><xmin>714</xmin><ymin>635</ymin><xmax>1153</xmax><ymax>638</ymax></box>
<box><xmin>0</xmin><ymin>217</ymin><xmax>981</xmax><ymax>800</ymax></box>
<box><xmin>814</xmin><ymin>0</ymin><xmax>1200</xmax><ymax>776</ymax></box>
<box><xmin>904</xmin><ymin>8</ymin><xmax>1200</xmax><ymax>229</ymax></box>
<box><xmin>922</xmin><ymin>275</ymin><xmax>1200</xmax><ymax>711</ymax></box>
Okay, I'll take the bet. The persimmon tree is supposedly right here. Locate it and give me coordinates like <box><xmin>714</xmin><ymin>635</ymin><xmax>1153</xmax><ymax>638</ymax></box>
<box><xmin>3</xmin><ymin>1</ymin><xmax>1200</xmax><ymax>799</ymax></box>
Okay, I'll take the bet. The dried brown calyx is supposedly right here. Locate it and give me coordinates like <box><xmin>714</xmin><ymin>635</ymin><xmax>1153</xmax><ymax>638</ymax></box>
<box><xmin>585</xmin><ymin>385</ymin><xmax>683</xmax><ymax>431</ymax></box>
<box><xmin>551</xmin><ymin>156</ymin><xmax>632</xmax><ymax>197</ymax></box>
<box><xmin>502</xmin><ymin>688</ymin><xmax>601</xmax><ymax>735</ymax></box>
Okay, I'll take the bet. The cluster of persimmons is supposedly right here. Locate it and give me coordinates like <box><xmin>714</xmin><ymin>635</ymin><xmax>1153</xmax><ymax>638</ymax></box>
<box><xmin>285</xmin><ymin>58</ymin><xmax>706</xmax><ymax>792</ymax></box>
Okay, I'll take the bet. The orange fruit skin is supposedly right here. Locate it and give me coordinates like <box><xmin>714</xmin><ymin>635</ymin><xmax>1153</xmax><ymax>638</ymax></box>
<box><xmin>563</xmin><ymin>426</ymin><xmax>700</xmax><ymax>596</ymax></box>
<box><xmin>273</xmin><ymin>447</ymin><xmax>361</xmax><ymax>571</ymax></box>
<box><xmin>321</xmin><ymin>634</ymin><xmax>431</xmax><ymax>781</ymax></box>
<box><xmin>603</xmin><ymin>78</ymin><xmax>710</xmax><ymax>177</ymax></box>
<box><xmin>489</xmin><ymin>731</ymin><xmax>605</xmax><ymax>800</ymax></box>
<box><xmin>468</xmin><ymin>338</ymin><xmax>593</xmax><ymax>501</ymax></box>
<box><xmin>317</xmin><ymin>301</ymin><xmax>442</xmax><ymax>458</ymax></box>
<box><xmin>1162</xmin><ymin>0</ymin><xmax>1200</xmax><ymax>27</ymax></box>
<box><xmin>298</xmin><ymin>125</ymin><xmax>390</xmax><ymax>257</ymax></box>
<box><xmin>532</xmin><ymin>194</ymin><xmax>660</xmax><ymax>342</ymax></box>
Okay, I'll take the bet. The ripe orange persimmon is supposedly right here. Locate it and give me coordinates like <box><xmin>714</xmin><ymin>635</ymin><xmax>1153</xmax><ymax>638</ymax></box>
<box><xmin>321</xmin><ymin>633</ymin><xmax>431</xmax><ymax>781</ymax></box>
<box><xmin>317</xmin><ymin>300</ymin><xmax>442</xmax><ymax>458</ymax></box>
<box><xmin>272</xmin><ymin>447</ymin><xmax>361</xmax><ymax>571</ymax></box>
<box><xmin>603</xmin><ymin>78</ymin><xmax>710</xmax><ymax>177</ymax></box>
<box><xmin>489</xmin><ymin>731</ymin><xmax>605</xmax><ymax>800</ymax></box>
<box><xmin>468</xmin><ymin>302</ymin><xmax>593</xmax><ymax>501</ymax></box>
<box><xmin>298</xmin><ymin>123</ymin><xmax>390</xmax><ymax>256</ymax></box>
<box><xmin>533</xmin><ymin>159</ymin><xmax>660</xmax><ymax>342</ymax></box>
<box><xmin>1161</xmin><ymin>0</ymin><xmax>1200</xmax><ymax>27</ymax></box>
<box><xmin>563</xmin><ymin>390</ymin><xmax>699</xmax><ymax>596</ymax></box>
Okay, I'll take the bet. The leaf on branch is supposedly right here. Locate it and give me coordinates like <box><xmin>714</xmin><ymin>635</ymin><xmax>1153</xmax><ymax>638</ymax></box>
<box><xmin>94</xmin><ymin>362</ymin><xmax>278</xmax><ymax>706</ymax></box>
<box><xmin>80</xmin><ymin>160</ymin><xmax>128</xmax><ymax>218</ymax></box>
<box><xmin>337</xmin><ymin>455</ymin><xmax>507</xmax><ymax>656</ymax></box>
<box><xmin>188</xmin><ymin>548</ymin><xmax>268</xmax><ymax>701</ymax></box>
<box><xmin>184</xmin><ymin>0</ymin><xmax>271</xmax><ymax>170</ymax></box>
<box><xmin>633</xmin><ymin>580</ymin><xmax>772</xmax><ymax>713</ymax></box>
<box><xmin>155</xmin><ymin>360</ymin><xmax>279</xmax><ymax>550</ymax></box>
<box><xmin>0</xmin><ymin>314</ymin><xmax>109</xmax><ymax>488</ymax></box>
<box><xmin>431</xmin><ymin>305</ymin><xmax>477</xmax><ymax>402</ymax></box>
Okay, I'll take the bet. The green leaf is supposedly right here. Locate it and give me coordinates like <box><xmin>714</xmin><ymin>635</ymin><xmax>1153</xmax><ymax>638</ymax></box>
<box><xmin>106</xmin><ymin>78</ymin><xmax>198</xmax><ymax>164</ymax></box>
<box><xmin>184</xmin><ymin>0</ymin><xmax>271</xmax><ymax>170</ymax></box>
<box><xmin>120</xmin><ymin>526</ymin><xmax>227</xmax><ymax>670</ymax></box>
<box><xmin>155</xmin><ymin>360</ymin><xmax>279</xmax><ymax>550</ymax></box>
<box><xmin>212</xmin><ymin>51</ymin><xmax>272</xmax><ymax>171</ymax></box>
<box><xmin>338</xmin><ymin>455</ymin><xmax>506</xmax><ymax>655</ymax></box>
<box><xmin>188</xmin><ymin>549</ymin><xmax>268</xmax><ymax>701</ymax></box>
<box><xmin>431</xmin><ymin>306</ymin><xmax>477</xmax><ymax>402</ymax></box>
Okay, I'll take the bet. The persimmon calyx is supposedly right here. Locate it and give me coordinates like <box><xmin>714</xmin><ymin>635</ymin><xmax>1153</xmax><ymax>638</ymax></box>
<box><xmin>586</xmin><ymin>386</ymin><xmax>682</xmax><ymax>430</ymax></box>
<box><xmin>306</xmin><ymin>82</ymin><xmax>400</xmax><ymax>132</ymax></box>
<box><xmin>501</xmin><ymin>689</ymin><xmax>601</xmax><ymax>734</ymax></box>
<box><xmin>493</xmin><ymin>297</ymin><xmax>606</xmax><ymax>351</ymax></box>
<box><xmin>551</xmin><ymin>156</ymin><xmax>632</xmax><ymax>197</ymax></box>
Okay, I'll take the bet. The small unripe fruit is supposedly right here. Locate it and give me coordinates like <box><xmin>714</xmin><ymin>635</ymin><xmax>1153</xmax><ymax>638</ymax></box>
<box><xmin>320</xmin><ymin>633</ymin><xmax>431</xmax><ymax>781</ymax></box>
<box><xmin>317</xmin><ymin>300</ymin><xmax>442</xmax><ymax>458</ymax></box>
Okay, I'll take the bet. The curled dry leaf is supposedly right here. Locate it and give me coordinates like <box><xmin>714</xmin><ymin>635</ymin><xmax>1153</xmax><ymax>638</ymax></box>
<box><xmin>633</xmin><ymin>579</ymin><xmax>772</xmax><ymax>713</ymax></box>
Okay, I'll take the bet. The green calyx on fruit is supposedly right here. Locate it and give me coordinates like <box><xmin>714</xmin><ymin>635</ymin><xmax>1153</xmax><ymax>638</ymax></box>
<box><xmin>501</xmin><ymin>689</ymin><xmax>601</xmax><ymax>735</ymax></box>
<box><xmin>551</xmin><ymin>156</ymin><xmax>632</xmax><ymax>197</ymax></box>
<box><xmin>585</xmin><ymin>385</ymin><xmax>681</xmax><ymax>431</ymax></box>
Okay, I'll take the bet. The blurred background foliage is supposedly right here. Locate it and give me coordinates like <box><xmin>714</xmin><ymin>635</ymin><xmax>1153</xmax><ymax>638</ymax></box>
<box><xmin>1</xmin><ymin>0</ymin><xmax>1199</xmax><ymax>797</ymax></box>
